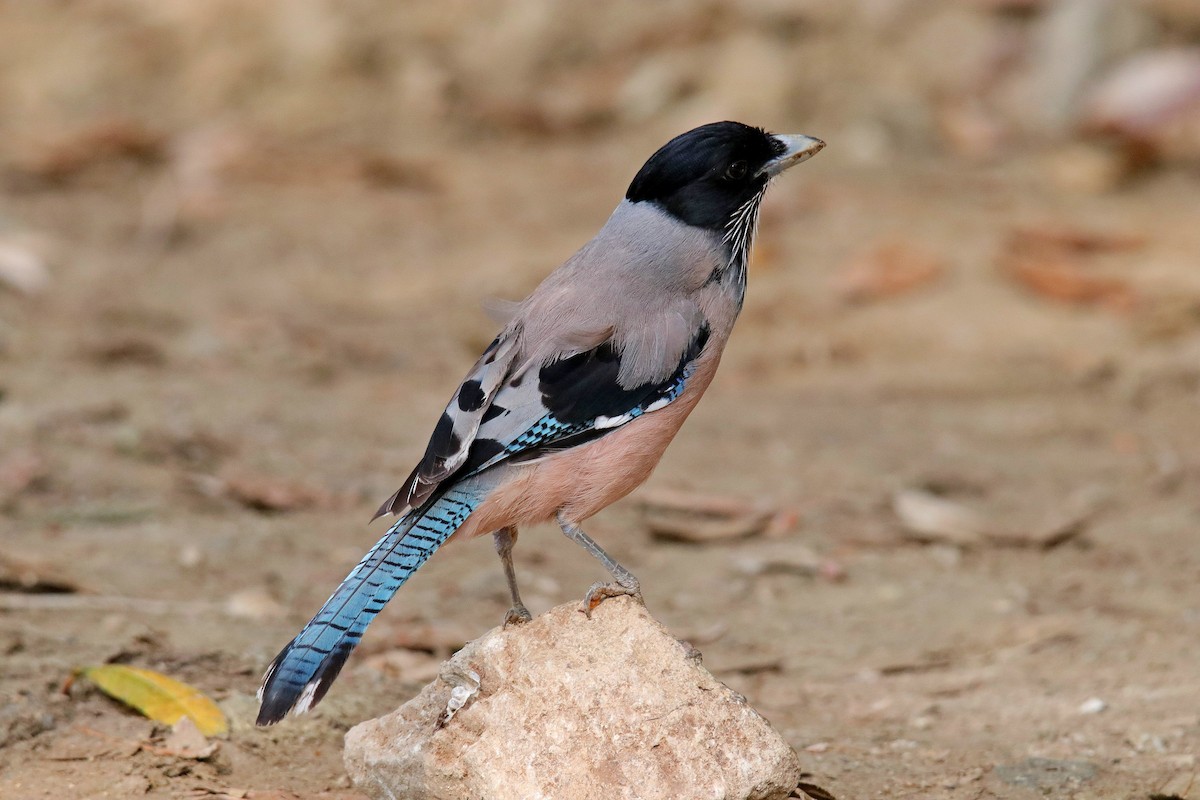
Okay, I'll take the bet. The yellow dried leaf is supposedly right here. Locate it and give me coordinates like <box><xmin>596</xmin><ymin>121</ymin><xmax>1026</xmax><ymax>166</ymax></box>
<box><xmin>81</xmin><ymin>664</ymin><xmax>228</xmax><ymax>736</ymax></box>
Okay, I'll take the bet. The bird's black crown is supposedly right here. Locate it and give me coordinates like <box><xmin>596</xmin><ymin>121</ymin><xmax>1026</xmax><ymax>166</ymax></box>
<box><xmin>626</xmin><ymin>121</ymin><xmax>785</xmax><ymax>231</ymax></box>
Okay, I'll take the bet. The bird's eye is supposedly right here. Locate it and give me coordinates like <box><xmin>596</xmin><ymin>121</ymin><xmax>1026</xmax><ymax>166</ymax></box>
<box><xmin>724</xmin><ymin>160</ymin><xmax>748</xmax><ymax>181</ymax></box>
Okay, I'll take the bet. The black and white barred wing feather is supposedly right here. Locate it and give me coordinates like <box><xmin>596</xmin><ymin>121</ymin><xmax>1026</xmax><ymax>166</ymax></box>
<box><xmin>372</xmin><ymin>334</ymin><xmax>519</xmax><ymax>519</ymax></box>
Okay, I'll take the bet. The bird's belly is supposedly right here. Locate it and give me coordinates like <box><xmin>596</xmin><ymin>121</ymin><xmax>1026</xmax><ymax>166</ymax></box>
<box><xmin>457</xmin><ymin>353</ymin><xmax>720</xmax><ymax>537</ymax></box>
<box><xmin>542</xmin><ymin>394</ymin><xmax>700</xmax><ymax>520</ymax></box>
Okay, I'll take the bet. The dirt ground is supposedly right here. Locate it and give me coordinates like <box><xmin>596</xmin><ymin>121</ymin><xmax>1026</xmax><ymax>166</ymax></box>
<box><xmin>3</xmin><ymin>3</ymin><xmax>1200</xmax><ymax>799</ymax></box>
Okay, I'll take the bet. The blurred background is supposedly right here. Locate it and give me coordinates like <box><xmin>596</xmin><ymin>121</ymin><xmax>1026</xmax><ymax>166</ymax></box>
<box><xmin>2</xmin><ymin>2</ymin><xmax>1199</xmax><ymax>798</ymax></box>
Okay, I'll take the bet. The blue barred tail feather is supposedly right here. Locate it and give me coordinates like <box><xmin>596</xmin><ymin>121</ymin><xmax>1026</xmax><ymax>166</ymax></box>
<box><xmin>255</xmin><ymin>487</ymin><xmax>481</xmax><ymax>725</ymax></box>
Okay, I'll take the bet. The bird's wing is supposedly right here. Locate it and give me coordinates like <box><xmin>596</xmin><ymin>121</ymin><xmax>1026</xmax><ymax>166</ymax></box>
<box><xmin>372</xmin><ymin>333</ymin><xmax>520</xmax><ymax>519</ymax></box>
<box><xmin>373</xmin><ymin>321</ymin><xmax>710</xmax><ymax>519</ymax></box>
<box><xmin>463</xmin><ymin>320</ymin><xmax>711</xmax><ymax>475</ymax></box>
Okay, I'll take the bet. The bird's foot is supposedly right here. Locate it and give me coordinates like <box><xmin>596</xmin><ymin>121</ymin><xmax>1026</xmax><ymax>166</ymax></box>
<box><xmin>502</xmin><ymin>603</ymin><xmax>533</xmax><ymax>628</ymax></box>
<box><xmin>580</xmin><ymin>578</ymin><xmax>642</xmax><ymax>618</ymax></box>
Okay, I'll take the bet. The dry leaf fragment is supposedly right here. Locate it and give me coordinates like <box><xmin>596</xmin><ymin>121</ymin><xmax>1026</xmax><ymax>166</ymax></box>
<box><xmin>80</xmin><ymin>664</ymin><xmax>228</xmax><ymax>736</ymax></box>
<box><xmin>877</xmin><ymin>656</ymin><xmax>953</xmax><ymax>676</ymax></box>
<box><xmin>791</xmin><ymin>780</ymin><xmax>840</xmax><ymax>800</ymax></box>
<box><xmin>218</xmin><ymin>470</ymin><xmax>342</xmax><ymax>514</ymax></box>
<box><xmin>0</xmin><ymin>450</ymin><xmax>50</xmax><ymax>503</ymax></box>
<box><xmin>360</xmin><ymin>648</ymin><xmax>442</xmax><ymax>684</ymax></box>
<box><xmin>998</xmin><ymin>226</ymin><xmax>1141</xmax><ymax>312</ymax></box>
<box><xmin>731</xmin><ymin>542</ymin><xmax>827</xmax><ymax>578</ymax></box>
<box><xmin>1002</xmin><ymin>257</ymin><xmax>1135</xmax><ymax>311</ymax></box>
<box><xmin>82</xmin><ymin>337</ymin><xmax>168</xmax><ymax>367</ymax></box>
<box><xmin>636</xmin><ymin>488</ymin><xmax>785</xmax><ymax>544</ymax></box>
<box><xmin>637</xmin><ymin>488</ymin><xmax>768</xmax><ymax>518</ymax></box>
<box><xmin>1150</xmin><ymin>767</ymin><xmax>1195</xmax><ymax>800</ymax></box>
<box><xmin>708</xmin><ymin>652</ymin><xmax>783</xmax><ymax>675</ymax></box>
<box><xmin>155</xmin><ymin>717</ymin><xmax>219</xmax><ymax>760</ymax></box>
<box><xmin>0</xmin><ymin>552</ymin><xmax>78</xmax><ymax>594</ymax></box>
<box><xmin>357</xmin><ymin>153</ymin><xmax>440</xmax><ymax>191</ymax></box>
<box><xmin>763</xmin><ymin>507</ymin><xmax>802</xmax><ymax>538</ymax></box>
<box><xmin>9</xmin><ymin>118</ymin><xmax>165</xmax><ymax>187</ymax></box>
<box><xmin>1009</xmin><ymin>225</ymin><xmax>1146</xmax><ymax>254</ymax></box>
<box><xmin>646</xmin><ymin>510</ymin><xmax>774</xmax><ymax>543</ymax></box>
<box><xmin>834</xmin><ymin>241</ymin><xmax>944</xmax><ymax>304</ymax></box>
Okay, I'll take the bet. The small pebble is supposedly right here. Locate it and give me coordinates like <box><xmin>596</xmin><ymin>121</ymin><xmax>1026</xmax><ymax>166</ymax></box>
<box><xmin>1078</xmin><ymin>697</ymin><xmax>1107</xmax><ymax>714</ymax></box>
<box><xmin>178</xmin><ymin>544</ymin><xmax>204</xmax><ymax>569</ymax></box>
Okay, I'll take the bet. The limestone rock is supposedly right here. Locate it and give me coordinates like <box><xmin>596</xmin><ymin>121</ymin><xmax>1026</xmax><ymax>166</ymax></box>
<box><xmin>344</xmin><ymin>597</ymin><xmax>802</xmax><ymax>800</ymax></box>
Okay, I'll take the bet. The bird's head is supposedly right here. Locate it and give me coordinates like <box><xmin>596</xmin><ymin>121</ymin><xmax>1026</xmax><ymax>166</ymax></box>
<box><xmin>625</xmin><ymin>121</ymin><xmax>824</xmax><ymax>233</ymax></box>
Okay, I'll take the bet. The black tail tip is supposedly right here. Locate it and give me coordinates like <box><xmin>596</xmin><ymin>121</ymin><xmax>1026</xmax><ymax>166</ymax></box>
<box><xmin>254</xmin><ymin>643</ymin><xmax>353</xmax><ymax>726</ymax></box>
<box><xmin>255</xmin><ymin>648</ymin><xmax>293</xmax><ymax>726</ymax></box>
<box><xmin>255</xmin><ymin>695</ymin><xmax>291</xmax><ymax>727</ymax></box>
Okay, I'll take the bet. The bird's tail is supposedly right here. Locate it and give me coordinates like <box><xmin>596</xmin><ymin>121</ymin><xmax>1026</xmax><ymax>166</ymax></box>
<box><xmin>255</xmin><ymin>486</ymin><xmax>481</xmax><ymax>725</ymax></box>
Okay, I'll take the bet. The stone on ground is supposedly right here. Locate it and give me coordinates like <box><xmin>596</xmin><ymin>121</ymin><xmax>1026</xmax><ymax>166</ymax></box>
<box><xmin>343</xmin><ymin>596</ymin><xmax>802</xmax><ymax>800</ymax></box>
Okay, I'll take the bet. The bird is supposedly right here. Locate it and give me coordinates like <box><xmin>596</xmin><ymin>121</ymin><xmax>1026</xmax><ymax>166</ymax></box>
<box><xmin>255</xmin><ymin>121</ymin><xmax>824</xmax><ymax>726</ymax></box>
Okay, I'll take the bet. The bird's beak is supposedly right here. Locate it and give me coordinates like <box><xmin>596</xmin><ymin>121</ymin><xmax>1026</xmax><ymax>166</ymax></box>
<box><xmin>760</xmin><ymin>134</ymin><xmax>825</xmax><ymax>177</ymax></box>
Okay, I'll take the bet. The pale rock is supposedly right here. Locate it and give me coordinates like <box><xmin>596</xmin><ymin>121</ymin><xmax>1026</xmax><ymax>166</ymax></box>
<box><xmin>893</xmin><ymin>488</ymin><xmax>989</xmax><ymax>547</ymax></box>
<box><xmin>1030</xmin><ymin>0</ymin><xmax>1158</xmax><ymax>134</ymax></box>
<box><xmin>224</xmin><ymin>587</ymin><xmax>284</xmax><ymax>621</ymax></box>
<box><xmin>0</xmin><ymin>235</ymin><xmax>52</xmax><ymax>296</ymax></box>
<box><xmin>344</xmin><ymin>597</ymin><xmax>802</xmax><ymax>800</ymax></box>
<box><xmin>1082</xmin><ymin>48</ymin><xmax>1200</xmax><ymax>163</ymax></box>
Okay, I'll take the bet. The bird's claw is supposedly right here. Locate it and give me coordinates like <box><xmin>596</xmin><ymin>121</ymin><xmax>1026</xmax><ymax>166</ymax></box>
<box><xmin>580</xmin><ymin>580</ymin><xmax>643</xmax><ymax>618</ymax></box>
<box><xmin>503</xmin><ymin>604</ymin><xmax>533</xmax><ymax>628</ymax></box>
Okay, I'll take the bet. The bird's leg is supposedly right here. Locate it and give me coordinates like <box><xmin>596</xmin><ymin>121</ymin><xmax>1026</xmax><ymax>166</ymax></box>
<box><xmin>493</xmin><ymin>527</ymin><xmax>532</xmax><ymax>627</ymax></box>
<box><xmin>555</xmin><ymin>511</ymin><xmax>642</xmax><ymax>617</ymax></box>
